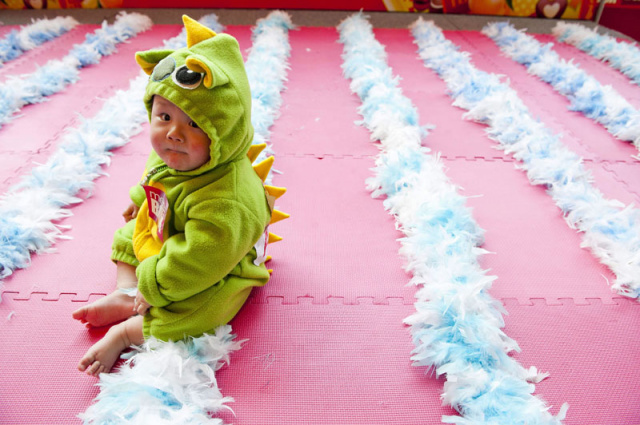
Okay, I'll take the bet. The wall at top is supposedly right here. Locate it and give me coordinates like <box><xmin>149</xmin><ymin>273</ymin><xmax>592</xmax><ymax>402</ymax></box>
<box><xmin>0</xmin><ymin>0</ymin><xmax>610</xmax><ymax>20</ymax></box>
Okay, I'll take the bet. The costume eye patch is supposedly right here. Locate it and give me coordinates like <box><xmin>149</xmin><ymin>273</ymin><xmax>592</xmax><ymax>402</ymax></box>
<box><xmin>172</xmin><ymin>65</ymin><xmax>204</xmax><ymax>90</ymax></box>
<box><xmin>151</xmin><ymin>57</ymin><xmax>176</xmax><ymax>82</ymax></box>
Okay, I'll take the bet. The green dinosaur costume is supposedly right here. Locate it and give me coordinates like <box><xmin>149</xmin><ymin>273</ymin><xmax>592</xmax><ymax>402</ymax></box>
<box><xmin>111</xmin><ymin>16</ymin><xmax>272</xmax><ymax>341</ymax></box>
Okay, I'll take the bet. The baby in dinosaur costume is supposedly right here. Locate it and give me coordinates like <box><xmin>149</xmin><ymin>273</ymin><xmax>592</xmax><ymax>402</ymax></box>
<box><xmin>73</xmin><ymin>16</ymin><xmax>274</xmax><ymax>376</ymax></box>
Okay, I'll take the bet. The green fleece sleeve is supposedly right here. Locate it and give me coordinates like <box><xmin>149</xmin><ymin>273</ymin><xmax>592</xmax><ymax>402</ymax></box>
<box><xmin>111</xmin><ymin>183</ymin><xmax>147</xmax><ymax>266</ymax></box>
<box><xmin>111</xmin><ymin>219</ymin><xmax>140</xmax><ymax>267</ymax></box>
<box><xmin>136</xmin><ymin>198</ymin><xmax>266</xmax><ymax>307</ymax></box>
<box><xmin>130</xmin><ymin>183</ymin><xmax>146</xmax><ymax>207</ymax></box>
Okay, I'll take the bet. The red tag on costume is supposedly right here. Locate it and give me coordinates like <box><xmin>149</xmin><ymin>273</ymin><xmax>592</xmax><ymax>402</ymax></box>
<box><xmin>143</xmin><ymin>185</ymin><xmax>169</xmax><ymax>242</ymax></box>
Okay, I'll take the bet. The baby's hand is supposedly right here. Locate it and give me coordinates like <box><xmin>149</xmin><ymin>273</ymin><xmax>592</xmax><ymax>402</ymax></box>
<box><xmin>134</xmin><ymin>290</ymin><xmax>151</xmax><ymax>316</ymax></box>
<box><xmin>122</xmin><ymin>203</ymin><xmax>139</xmax><ymax>222</ymax></box>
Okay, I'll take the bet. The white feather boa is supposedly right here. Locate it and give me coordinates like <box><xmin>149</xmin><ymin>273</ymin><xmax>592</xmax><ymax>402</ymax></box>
<box><xmin>338</xmin><ymin>12</ymin><xmax>568</xmax><ymax>424</ymax></box>
<box><xmin>245</xmin><ymin>11</ymin><xmax>294</xmax><ymax>183</ymax></box>
<box><xmin>552</xmin><ymin>22</ymin><xmax>640</xmax><ymax>88</ymax></box>
<box><xmin>413</xmin><ymin>18</ymin><xmax>640</xmax><ymax>300</ymax></box>
<box><xmin>0</xmin><ymin>12</ymin><xmax>152</xmax><ymax>129</ymax></box>
<box><xmin>0</xmin><ymin>72</ymin><xmax>148</xmax><ymax>283</ymax></box>
<box><xmin>483</xmin><ymin>22</ymin><xmax>640</xmax><ymax>155</ymax></box>
<box><xmin>0</xmin><ymin>16</ymin><xmax>79</xmax><ymax>65</ymax></box>
<box><xmin>79</xmin><ymin>326</ymin><xmax>245</xmax><ymax>425</ymax></box>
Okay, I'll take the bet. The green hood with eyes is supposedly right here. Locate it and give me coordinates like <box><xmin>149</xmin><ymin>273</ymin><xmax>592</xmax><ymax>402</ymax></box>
<box><xmin>135</xmin><ymin>15</ymin><xmax>253</xmax><ymax>175</ymax></box>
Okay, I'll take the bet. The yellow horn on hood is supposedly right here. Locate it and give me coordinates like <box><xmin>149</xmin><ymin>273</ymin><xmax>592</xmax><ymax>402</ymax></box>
<box><xmin>183</xmin><ymin>15</ymin><xmax>217</xmax><ymax>48</ymax></box>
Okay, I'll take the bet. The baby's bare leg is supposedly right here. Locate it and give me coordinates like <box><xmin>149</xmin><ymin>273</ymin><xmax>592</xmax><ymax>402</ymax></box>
<box><xmin>78</xmin><ymin>315</ymin><xmax>144</xmax><ymax>376</ymax></box>
<box><xmin>72</xmin><ymin>262</ymin><xmax>138</xmax><ymax>327</ymax></box>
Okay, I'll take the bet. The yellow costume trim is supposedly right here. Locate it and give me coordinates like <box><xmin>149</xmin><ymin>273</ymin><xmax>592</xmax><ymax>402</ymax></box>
<box><xmin>265</xmin><ymin>185</ymin><xmax>286</xmax><ymax>199</ymax></box>
<box><xmin>253</xmin><ymin>156</ymin><xmax>274</xmax><ymax>183</ymax></box>
<box><xmin>270</xmin><ymin>210</ymin><xmax>289</xmax><ymax>224</ymax></box>
<box><xmin>185</xmin><ymin>57</ymin><xmax>214</xmax><ymax>88</ymax></box>
<box><xmin>184</xmin><ymin>15</ymin><xmax>217</xmax><ymax>48</ymax></box>
<box><xmin>268</xmin><ymin>232</ymin><xmax>282</xmax><ymax>244</ymax></box>
<box><xmin>247</xmin><ymin>143</ymin><xmax>267</xmax><ymax>163</ymax></box>
<box><xmin>132</xmin><ymin>181</ymin><xmax>170</xmax><ymax>262</ymax></box>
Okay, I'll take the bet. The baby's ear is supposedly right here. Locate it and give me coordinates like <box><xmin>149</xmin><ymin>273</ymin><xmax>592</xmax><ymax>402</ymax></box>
<box><xmin>185</xmin><ymin>54</ymin><xmax>229</xmax><ymax>89</ymax></box>
<box><xmin>135</xmin><ymin>49</ymin><xmax>175</xmax><ymax>75</ymax></box>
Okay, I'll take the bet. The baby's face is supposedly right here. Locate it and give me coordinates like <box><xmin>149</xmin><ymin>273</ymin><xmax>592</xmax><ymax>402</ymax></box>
<box><xmin>150</xmin><ymin>96</ymin><xmax>211</xmax><ymax>171</ymax></box>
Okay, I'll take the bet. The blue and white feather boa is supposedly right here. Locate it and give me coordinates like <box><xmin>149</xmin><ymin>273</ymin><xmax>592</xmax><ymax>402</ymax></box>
<box><xmin>0</xmin><ymin>12</ymin><xmax>152</xmax><ymax>130</ymax></box>
<box><xmin>552</xmin><ymin>22</ymin><xmax>640</xmax><ymax>87</ymax></box>
<box><xmin>0</xmin><ymin>16</ymin><xmax>79</xmax><ymax>65</ymax></box>
<box><xmin>79</xmin><ymin>325</ymin><xmax>244</xmax><ymax>425</ymax></box>
<box><xmin>0</xmin><ymin>72</ymin><xmax>148</xmax><ymax>283</ymax></box>
<box><xmin>338</xmin><ymin>13</ymin><xmax>567</xmax><ymax>424</ymax></box>
<box><xmin>482</xmin><ymin>22</ymin><xmax>640</xmax><ymax>155</ymax></box>
<box><xmin>80</xmin><ymin>13</ymin><xmax>292</xmax><ymax>424</ymax></box>
<box><xmin>413</xmin><ymin>19</ymin><xmax>640</xmax><ymax>299</ymax></box>
<box><xmin>245</xmin><ymin>10</ymin><xmax>293</xmax><ymax>183</ymax></box>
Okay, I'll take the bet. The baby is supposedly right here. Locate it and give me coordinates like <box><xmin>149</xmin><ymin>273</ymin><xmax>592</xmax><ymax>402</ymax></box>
<box><xmin>73</xmin><ymin>16</ymin><xmax>273</xmax><ymax>375</ymax></box>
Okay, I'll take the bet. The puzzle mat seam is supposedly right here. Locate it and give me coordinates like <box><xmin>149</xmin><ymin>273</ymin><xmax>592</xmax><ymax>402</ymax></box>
<box><xmin>2</xmin><ymin>290</ymin><xmax>638</xmax><ymax>307</ymax></box>
<box><xmin>600</xmin><ymin>161</ymin><xmax>640</xmax><ymax>203</ymax></box>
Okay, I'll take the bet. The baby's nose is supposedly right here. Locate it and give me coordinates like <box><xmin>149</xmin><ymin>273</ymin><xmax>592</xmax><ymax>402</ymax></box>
<box><xmin>167</xmin><ymin>125</ymin><xmax>184</xmax><ymax>142</ymax></box>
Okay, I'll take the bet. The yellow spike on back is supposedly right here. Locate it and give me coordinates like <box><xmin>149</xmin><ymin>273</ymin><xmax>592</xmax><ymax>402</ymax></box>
<box><xmin>265</xmin><ymin>185</ymin><xmax>286</xmax><ymax>199</ymax></box>
<box><xmin>183</xmin><ymin>15</ymin><xmax>217</xmax><ymax>48</ymax></box>
<box><xmin>268</xmin><ymin>232</ymin><xmax>282</xmax><ymax>244</ymax></box>
<box><xmin>266</xmin><ymin>255</ymin><xmax>272</xmax><ymax>263</ymax></box>
<box><xmin>269</xmin><ymin>210</ymin><xmax>290</xmax><ymax>225</ymax></box>
<box><xmin>247</xmin><ymin>143</ymin><xmax>267</xmax><ymax>163</ymax></box>
<box><xmin>253</xmin><ymin>156</ymin><xmax>274</xmax><ymax>183</ymax></box>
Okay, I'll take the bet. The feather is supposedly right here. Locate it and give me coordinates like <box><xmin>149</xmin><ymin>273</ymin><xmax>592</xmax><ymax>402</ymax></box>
<box><xmin>245</xmin><ymin>11</ymin><xmax>294</xmax><ymax>183</ymax></box>
<box><xmin>339</xmin><ymin>12</ymin><xmax>567</xmax><ymax>424</ymax></box>
<box><xmin>0</xmin><ymin>12</ymin><xmax>152</xmax><ymax>129</ymax></box>
<box><xmin>553</xmin><ymin>22</ymin><xmax>640</xmax><ymax>88</ymax></box>
<box><xmin>483</xmin><ymin>22</ymin><xmax>640</xmax><ymax>154</ymax></box>
<box><xmin>0</xmin><ymin>16</ymin><xmax>78</xmax><ymax>65</ymax></box>
<box><xmin>79</xmin><ymin>326</ymin><xmax>245</xmax><ymax>425</ymax></box>
<box><xmin>414</xmin><ymin>18</ymin><xmax>640</xmax><ymax>299</ymax></box>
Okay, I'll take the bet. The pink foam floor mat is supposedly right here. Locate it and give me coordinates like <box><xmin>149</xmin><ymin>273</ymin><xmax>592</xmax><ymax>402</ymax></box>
<box><xmin>1</xmin><ymin>22</ymin><xmax>639</xmax><ymax>425</ymax></box>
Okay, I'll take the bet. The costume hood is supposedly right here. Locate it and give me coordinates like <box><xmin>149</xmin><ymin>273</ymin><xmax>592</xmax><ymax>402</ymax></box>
<box><xmin>135</xmin><ymin>15</ymin><xmax>253</xmax><ymax>175</ymax></box>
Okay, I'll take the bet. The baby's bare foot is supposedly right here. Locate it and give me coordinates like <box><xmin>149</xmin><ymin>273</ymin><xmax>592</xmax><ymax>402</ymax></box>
<box><xmin>72</xmin><ymin>290</ymin><xmax>135</xmax><ymax>327</ymax></box>
<box><xmin>78</xmin><ymin>323</ymin><xmax>129</xmax><ymax>376</ymax></box>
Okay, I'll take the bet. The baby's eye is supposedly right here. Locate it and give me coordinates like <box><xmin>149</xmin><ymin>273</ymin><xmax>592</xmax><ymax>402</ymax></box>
<box><xmin>160</xmin><ymin>113</ymin><xmax>170</xmax><ymax>121</ymax></box>
<box><xmin>189</xmin><ymin>121</ymin><xmax>199</xmax><ymax>129</ymax></box>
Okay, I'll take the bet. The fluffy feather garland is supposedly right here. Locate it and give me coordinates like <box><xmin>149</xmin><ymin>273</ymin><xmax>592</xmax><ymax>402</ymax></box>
<box><xmin>413</xmin><ymin>19</ymin><xmax>640</xmax><ymax>299</ymax></box>
<box><xmin>245</xmin><ymin>10</ymin><xmax>293</xmax><ymax>181</ymax></box>
<box><xmin>552</xmin><ymin>22</ymin><xmax>640</xmax><ymax>87</ymax></box>
<box><xmin>338</xmin><ymin>13</ymin><xmax>567</xmax><ymax>424</ymax></box>
<box><xmin>79</xmin><ymin>326</ymin><xmax>245</xmax><ymax>425</ymax></box>
<box><xmin>0</xmin><ymin>12</ymin><xmax>152</xmax><ymax>129</ymax></box>
<box><xmin>0</xmin><ymin>16</ymin><xmax>78</xmax><ymax>65</ymax></box>
<box><xmin>0</xmin><ymin>72</ymin><xmax>148</xmax><ymax>283</ymax></box>
<box><xmin>483</xmin><ymin>22</ymin><xmax>640</xmax><ymax>155</ymax></box>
